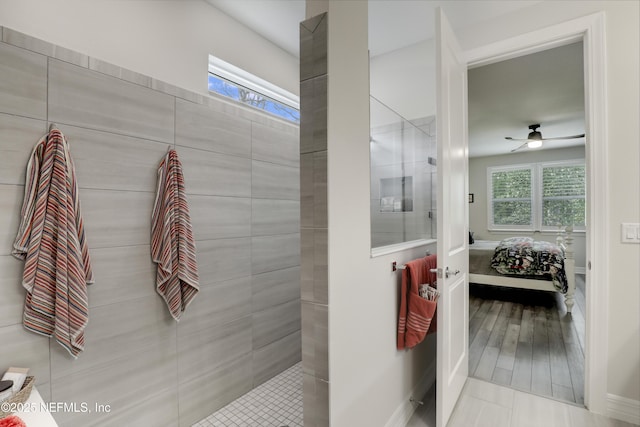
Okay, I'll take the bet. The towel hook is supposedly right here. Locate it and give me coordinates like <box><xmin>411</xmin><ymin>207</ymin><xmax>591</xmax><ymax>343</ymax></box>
<box><xmin>49</xmin><ymin>123</ymin><xmax>58</xmax><ymax>132</ymax></box>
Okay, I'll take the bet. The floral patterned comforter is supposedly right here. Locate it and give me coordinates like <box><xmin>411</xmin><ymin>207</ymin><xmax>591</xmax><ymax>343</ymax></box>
<box><xmin>490</xmin><ymin>237</ymin><xmax>568</xmax><ymax>293</ymax></box>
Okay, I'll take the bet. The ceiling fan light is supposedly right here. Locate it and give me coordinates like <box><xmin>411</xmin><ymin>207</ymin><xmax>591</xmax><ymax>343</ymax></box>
<box><xmin>527</xmin><ymin>130</ymin><xmax>542</xmax><ymax>140</ymax></box>
<box><xmin>527</xmin><ymin>139</ymin><xmax>543</xmax><ymax>149</ymax></box>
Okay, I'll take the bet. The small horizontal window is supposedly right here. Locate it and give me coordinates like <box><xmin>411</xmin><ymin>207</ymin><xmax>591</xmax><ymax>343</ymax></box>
<box><xmin>208</xmin><ymin>55</ymin><xmax>299</xmax><ymax>123</ymax></box>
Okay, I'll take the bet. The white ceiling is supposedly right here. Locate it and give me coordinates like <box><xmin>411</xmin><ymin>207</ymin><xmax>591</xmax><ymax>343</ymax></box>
<box><xmin>468</xmin><ymin>41</ymin><xmax>585</xmax><ymax>157</ymax></box>
<box><xmin>204</xmin><ymin>0</ymin><xmax>542</xmax><ymax>58</ymax></box>
<box><xmin>204</xmin><ymin>0</ymin><xmax>585</xmax><ymax>157</ymax></box>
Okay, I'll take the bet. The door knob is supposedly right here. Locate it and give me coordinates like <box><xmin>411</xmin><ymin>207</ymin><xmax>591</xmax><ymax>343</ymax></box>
<box><xmin>445</xmin><ymin>267</ymin><xmax>460</xmax><ymax>279</ymax></box>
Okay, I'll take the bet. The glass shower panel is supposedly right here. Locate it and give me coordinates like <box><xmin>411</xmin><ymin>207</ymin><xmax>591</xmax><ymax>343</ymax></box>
<box><xmin>370</xmin><ymin>96</ymin><xmax>436</xmax><ymax>249</ymax></box>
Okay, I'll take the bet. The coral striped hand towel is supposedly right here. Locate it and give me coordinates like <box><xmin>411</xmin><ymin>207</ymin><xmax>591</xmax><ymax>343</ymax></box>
<box><xmin>397</xmin><ymin>254</ymin><xmax>438</xmax><ymax>350</ymax></box>
<box><xmin>151</xmin><ymin>149</ymin><xmax>199</xmax><ymax>321</ymax></box>
<box><xmin>12</xmin><ymin>129</ymin><xmax>94</xmax><ymax>358</ymax></box>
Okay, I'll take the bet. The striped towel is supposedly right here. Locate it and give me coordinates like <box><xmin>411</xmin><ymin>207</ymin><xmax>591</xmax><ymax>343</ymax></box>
<box><xmin>12</xmin><ymin>129</ymin><xmax>94</xmax><ymax>358</ymax></box>
<box><xmin>151</xmin><ymin>149</ymin><xmax>199</xmax><ymax>321</ymax></box>
<box><xmin>397</xmin><ymin>254</ymin><xmax>438</xmax><ymax>350</ymax></box>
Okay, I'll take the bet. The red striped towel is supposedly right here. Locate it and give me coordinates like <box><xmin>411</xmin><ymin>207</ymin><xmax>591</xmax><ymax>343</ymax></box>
<box><xmin>12</xmin><ymin>129</ymin><xmax>94</xmax><ymax>358</ymax></box>
<box><xmin>151</xmin><ymin>149</ymin><xmax>199</xmax><ymax>321</ymax></box>
<box><xmin>397</xmin><ymin>254</ymin><xmax>438</xmax><ymax>350</ymax></box>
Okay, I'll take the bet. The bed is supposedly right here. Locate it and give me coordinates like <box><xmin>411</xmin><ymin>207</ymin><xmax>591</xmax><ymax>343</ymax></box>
<box><xmin>468</xmin><ymin>227</ymin><xmax>576</xmax><ymax>313</ymax></box>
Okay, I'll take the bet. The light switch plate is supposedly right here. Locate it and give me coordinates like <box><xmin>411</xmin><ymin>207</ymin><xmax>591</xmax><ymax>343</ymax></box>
<box><xmin>621</xmin><ymin>223</ymin><xmax>640</xmax><ymax>243</ymax></box>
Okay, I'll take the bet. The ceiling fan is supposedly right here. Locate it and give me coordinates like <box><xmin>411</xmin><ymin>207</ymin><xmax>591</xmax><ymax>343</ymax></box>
<box><xmin>506</xmin><ymin>124</ymin><xmax>585</xmax><ymax>152</ymax></box>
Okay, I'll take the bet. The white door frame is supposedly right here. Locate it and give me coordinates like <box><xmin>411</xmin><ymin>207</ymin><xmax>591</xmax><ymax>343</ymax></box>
<box><xmin>464</xmin><ymin>12</ymin><xmax>609</xmax><ymax>414</ymax></box>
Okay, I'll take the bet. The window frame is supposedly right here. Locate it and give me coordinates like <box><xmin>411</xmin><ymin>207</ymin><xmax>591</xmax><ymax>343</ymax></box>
<box><xmin>208</xmin><ymin>55</ymin><xmax>300</xmax><ymax>123</ymax></box>
<box><xmin>538</xmin><ymin>159</ymin><xmax>586</xmax><ymax>232</ymax></box>
<box><xmin>487</xmin><ymin>159</ymin><xmax>586</xmax><ymax>232</ymax></box>
<box><xmin>487</xmin><ymin>163</ymin><xmax>535</xmax><ymax>231</ymax></box>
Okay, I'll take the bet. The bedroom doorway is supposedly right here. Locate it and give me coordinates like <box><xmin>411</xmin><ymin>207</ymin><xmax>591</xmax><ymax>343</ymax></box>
<box><xmin>462</xmin><ymin>14</ymin><xmax>608</xmax><ymax>410</ymax></box>
<box><xmin>466</xmin><ymin>42</ymin><xmax>587</xmax><ymax>406</ymax></box>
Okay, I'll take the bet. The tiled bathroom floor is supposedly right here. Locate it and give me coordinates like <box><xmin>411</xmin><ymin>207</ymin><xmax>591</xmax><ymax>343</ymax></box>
<box><xmin>193</xmin><ymin>362</ymin><xmax>303</xmax><ymax>427</ymax></box>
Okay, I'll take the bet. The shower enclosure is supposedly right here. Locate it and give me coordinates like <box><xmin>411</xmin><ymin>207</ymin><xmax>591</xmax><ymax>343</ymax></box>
<box><xmin>370</xmin><ymin>96</ymin><xmax>437</xmax><ymax>250</ymax></box>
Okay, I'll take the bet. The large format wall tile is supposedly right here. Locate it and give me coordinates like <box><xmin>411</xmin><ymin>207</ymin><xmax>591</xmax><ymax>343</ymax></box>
<box><xmin>88</xmin><ymin>245</ymin><xmax>157</xmax><ymax>308</ymax></box>
<box><xmin>301</xmin><ymin>154</ymin><xmax>314</xmax><ymax>228</ymax></box>
<box><xmin>51</xmin><ymin>348</ymin><xmax>179</xmax><ymax>427</ymax></box>
<box><xmin>189</xmin><ymin>195</ymin><xmax>251</xmax><ymax>240</ymax></box>
<box><xmin>177</xmin><ymin>277</ymin><xmax>252</xmax><ymax>327</ymax></box>
<box><xmin>252</xmin><ymin>121</ymin><xmax>299</xmax><ymax>167</ymax></box>
<box><xmin>177</xmin><ymin>315</ymin><xmax>252</xmax><ymax>384</ymax></box>
<box><xmin>300</xmin><ymin>75</ymin><xmax>327</xmax><ymax>154</ymax></box>
<box><xmin>0</xmin><ymin>323</ymin><xmax>51</xmax><ymax>387</ymax></box>
<box><xmin>0</xmin><ymin>42</ymin><xmax>47</xmax><ymax>119</ymax></box>
<box><xmin>301</xmin><ymin>228</ymin><xmax>314</xmax><ymax>302</ymax></box>
<box><xmin>252</xmin><ymin>233</ymin><xmax>301</xmax><ymax>275</ymax></box>
<box><xmin>300</xmin><ymin>13</ymin><xmax>328</xmax><ymax>82</ymax></box>
<box><xmin>300</xmin><ymin>151</ymin><xmax>327</xmax><ymax>229</ymax></box>
<box><xmin>0</xmin><ymin>256</ymin><xmax>27</xmax><ymax>328</ymax></box>
<box><xmin>48</xmin><ymin>59</ymin><xmax>174</xmax><ymax>143</ymax></box>
<box><xmin>303</xmin><ymin>373</ymin><xmax>330</xmax><ymax>427</ymax></box>
<box><xmin>313</xmin><ymin>151</ymin><xmax>328</xmax><ymax>228</ymax></box>
<box><xmin>178</xmin><ymin>354</ymin><xmax>253</xmax><ymax>427</ymax></box>
<box><xmin>0</xmin><ymin>113</ymin><xmax>46</xmax><ymax>186</ymax></box>
<box><xmin>50</xmin><ymin>295</ymin><xmax>176</xmax><ymax>379</ymax></box>
<box><xmin>63</xmin><ymin>124</ymin><xmax>169</xmax><ymax>192</ymax></box>
<box><xmin>252</xmin><ymin>266</ymin><xmax>301</xmax><ymax>313</ymax></box>
<box><xmin>301</xmin><ymin>229</ymin><xmax>328</xmax><ymax>305</ymax></box>
<box><xmin>177</xmin><ymin>146</ymin><xmax>251</xmax><ymax>198</ymax></box>
<box><xmin>88</xmin><ymin>57</ymin><xmax>152</xmax><ymax>88</ymax></box>
<box><xmin>252</xmin><ymin>331</ymin><xmax>301</xmax><ymax>386</ymax></box>
<box><xmin>49</xmin><ymin>296</ymin><xmax>178</xmax><ymax>427</ymax></box>
<box><xmin>252</xmin><ymin>160</ymin><xmax>300</xmax><ymax>200</ymax></box>
<box><xmin>302</xmin><ymin>302</ymin><xmax>329</xmax><ymax>381</ymax></box>
<box><xmin>251</xmin><ymin>199</ymin><xmax>300</xmax><ymax>236</ymax></box>
<box><xmin>175</xmin><ymin>98</ymin><xmax>251</xmax><ymax>158</ymax></box>
<box><xmin>252</xmin><ymin>299</ymin><xmax>301</xmax><ymax>350</ymax></box>
<box><xmin>196</xmin><ymin>237</ymin><xmax>251</xmax><ymax>285</ymax></box>
<box><xmin>3</xmin><ymin>28</ymin><xmax>88</xmax><ymax>68</ymax></box>
<box><xmin>0</xmin><ymin>184</ymin><xmax>25</xmax><ymax>256</ymax></box>
<box><xmin>80</xmin><ymin>189</ymin><xmax>155</xmax><ymax>249</ymax></box>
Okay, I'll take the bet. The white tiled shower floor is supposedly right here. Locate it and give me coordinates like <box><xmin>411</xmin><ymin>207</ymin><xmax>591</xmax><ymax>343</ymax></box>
<box><xmin>193</xmin><ymin>362</ymin><xmax>303</xmax><ymax>427</ymax></box>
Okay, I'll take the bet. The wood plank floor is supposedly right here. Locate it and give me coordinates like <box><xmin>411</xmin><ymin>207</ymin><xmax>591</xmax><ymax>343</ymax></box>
<box><xmin>469</xmin><ymin>274</ymin><xmax>586</xmax><ymax>405</ymax></box>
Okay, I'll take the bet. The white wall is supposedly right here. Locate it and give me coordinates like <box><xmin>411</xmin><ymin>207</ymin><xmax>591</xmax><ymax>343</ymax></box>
<box><xmin>469</xmin><ymin>146</ymin><xmax>587</xmax><ymax>270</ymax></box>
<box><xmin>458</xmin><ymin>0</ymin><xmax>640</xmax><ymax>408</ymax></box>
<box><xmin>370</xmin><ymin>38</ymin><xmax>436</xmax><ymax>121</ymax></box>
<box><xmin>0</xmin><ymin>0</ymin><xmax>299</xmax><ymax>96</ymax></box>
<box><xmin>326</xmin><ymin>2</ymin><xmax>436</xmax><ymax>426</ymax></box>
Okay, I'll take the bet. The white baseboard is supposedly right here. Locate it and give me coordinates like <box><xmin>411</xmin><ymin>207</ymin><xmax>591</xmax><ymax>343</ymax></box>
<box><xmin>606</xmin><ymin>393</ymin><xmax>640</xmax><ymax>425</ymax></box>
<box><xmin>384</xmin><ymin>359</ymin><xmax>436</xmax><ymax>427</ymax></box>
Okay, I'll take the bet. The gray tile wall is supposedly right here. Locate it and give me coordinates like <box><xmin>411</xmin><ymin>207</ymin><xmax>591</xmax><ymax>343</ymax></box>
<box><xmin>300</xmin><ymin>12</ymin><xmax>330</xmax><ymax>427</ymax></box>
<box><xmin>0</xmin><ymin>28</ymin><xmax>300</xmax><ymax>427</ymax></box>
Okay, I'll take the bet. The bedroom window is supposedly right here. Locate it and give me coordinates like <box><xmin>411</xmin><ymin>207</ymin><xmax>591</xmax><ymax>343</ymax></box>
<box><xmin>490</xmin><ymin>166</ymin><xmax>533</xmax><ymax>228</ymax></box>
<box><xmin>489</xmin><ymin>160</ymin><xmax>585</xmax><ymax>231</ymax></box>
<box><xmin>541</xmin><ymin>162</ymin><xmax>586</xmax><ymax>228</ymax></box>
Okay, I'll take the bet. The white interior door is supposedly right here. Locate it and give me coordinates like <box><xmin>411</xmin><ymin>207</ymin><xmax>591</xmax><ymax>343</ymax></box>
<box><xmin>435</xmin><ymin>8</ymin><xmax>469</xmax><ymax>427</ymax></box>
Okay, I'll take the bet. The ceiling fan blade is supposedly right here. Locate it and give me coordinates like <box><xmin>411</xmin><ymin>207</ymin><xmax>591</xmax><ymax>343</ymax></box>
<box><xmin>505</xmin><ymin>137</ymin><xmax>529</xmax><ymax>142</ymax></box>
<box><xmin>510</xmin><ymin>142</ymin><xmax>529</xmax><ymax>153</ymax></box>
<box><xmin>541</xmin><ymin>133</ymin><xmax>585</xmax><ymax>141</ymax></box>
